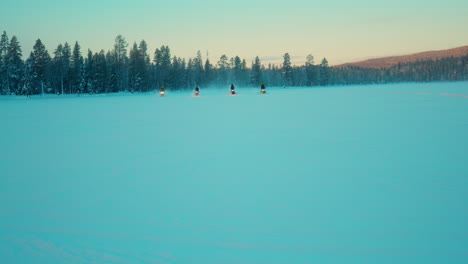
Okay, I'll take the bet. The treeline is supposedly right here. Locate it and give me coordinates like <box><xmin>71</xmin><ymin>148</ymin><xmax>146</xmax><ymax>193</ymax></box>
<box><xmin>331</xmin><ymin>56</ymin><xmax>468</xmax><ymax>85</ymax></box>
<box><xmin>1</xmin><ymin>31</ymin><xmax>467</xmax><ymax>96</ymax></box>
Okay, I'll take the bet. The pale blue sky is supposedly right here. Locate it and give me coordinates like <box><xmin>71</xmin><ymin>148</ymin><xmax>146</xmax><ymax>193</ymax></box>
<box><xmin>1</xmin><ymin>0</ymin><xmax>467</xmax><ymax>65</ymax></box>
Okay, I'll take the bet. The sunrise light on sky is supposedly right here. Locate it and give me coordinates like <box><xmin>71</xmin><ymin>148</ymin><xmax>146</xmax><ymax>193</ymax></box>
<box><xmin>1</xmin><ymin>0</ymin><xmax>467</xmax><ymax>65</ymax></box>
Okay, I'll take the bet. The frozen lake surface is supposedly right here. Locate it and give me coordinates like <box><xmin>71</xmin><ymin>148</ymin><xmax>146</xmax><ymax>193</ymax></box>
<box><xmin>1</xmin><ymin>82</ymin><xmax>467</xmax><ymax>263</ymax></box>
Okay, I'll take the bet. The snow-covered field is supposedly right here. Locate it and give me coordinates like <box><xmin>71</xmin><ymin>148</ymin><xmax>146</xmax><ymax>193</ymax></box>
<box><xmin>1</xmin><ymin>82</ymin><xmax>467</xmax><ymax>264</ymax></box>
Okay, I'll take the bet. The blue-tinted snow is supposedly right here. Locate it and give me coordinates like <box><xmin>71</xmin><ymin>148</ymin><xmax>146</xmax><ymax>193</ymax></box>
<box><xmin>1</xmin><ymin>82</ymin><xmax>467</xmax><ymax>263</ymax></box>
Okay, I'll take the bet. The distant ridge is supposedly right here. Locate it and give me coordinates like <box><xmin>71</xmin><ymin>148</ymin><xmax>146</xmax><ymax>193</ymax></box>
<box><xmin>336</xmin><ymin>46</ymin><xmax>468</xmax><ymax>69</ymax></box>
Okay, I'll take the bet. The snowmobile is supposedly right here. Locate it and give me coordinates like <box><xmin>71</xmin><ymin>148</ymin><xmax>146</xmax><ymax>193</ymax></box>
<box><xmin>260</xmin><ymin>83</ymin><xmax>266</xmax><ymax>94</ymax></box>
<box><xmin>159</xmin><ymin>87</ymin><xmax>165</xmax><ymax>96</ymax></box>
<box><xmin>194</xmin><ymin>86</ymin><xmax>200</xmax><ymax>96</ymax></box>
<box><xmin>230</xmin><ymin>84</ymin><xmax>236</xmax><ymax>95</ymax></box>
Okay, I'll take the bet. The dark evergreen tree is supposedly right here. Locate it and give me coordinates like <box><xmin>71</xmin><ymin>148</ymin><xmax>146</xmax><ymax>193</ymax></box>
<box><xmin>5</xmin><ymin>36</ymin><xmax>23</xmax><ymax>94</ymax></box>
<box><xmin>319</xmin><ymin>58</ymin><xmax>329</xmax><ymax>86</ymax></box>
<box><xmin>233</xmin><ymin>56</ymin><xmax>242</xmax><ymax>83</ymax></box>
<box><xmin>217</xmin><ymin>54</ymin><xmax>229</xmax><ymax>85</ymax></box>
<box><xmin>251</xmin><ymin>56</ymin><xmax>262</xmax><ymax>86</ymax></box>
<box><xmin>105</xmin><ymin>51</ymin><xmax>117</xmax><ymax>93</ymax></box>
<box><xmin>169</xmin><ymin>56</ymin><xmax>185</xmax><ymax>89</ymax></box>
<box><xmin>70</xmin><ymin>41</ymin><xmax>84</xmax><ymax>94</ymax></box>
<box><xmin>31</xmin><ymin>39</ymin><xmax>51</xmax><ymax>95</ymax></box>
<box><xmin>241</xmin><ymin>59</ymin><xmax>248</xmax><ymax>85</ymax></box>
<box><xmin>52</xmin><ymin>44</ymin><xmax>64</xmax><ymax>94</ymax></box>
<box><xmin>93</xmin><ymin>50</ymin><xmax>108</xmax><ymax>93</ymax></box>
<box><xmin>1</xmin><ymin>29</ymin><xmax>467</xmax><ymax>95</ymax></box>
<box><xmin>193</xmin><ymin>50</ymin><xmax>204</xmax><ymax>85</ymax></box>
<box><xmin>138</xmin><ymin>40</ymin><xmax>150</xmax><ymax>91</ymax></box>
<box><xmin>282</xmin><ymin>53</ymin><xmax>293</xmax><ymax>85</ymax></box>
<box><xmin>21</xmin><ymin>53</ymin><xmax>35</xmax><ymax>96</ymax></box>
<box><xmin>128</xmin><ymin>42</ymin><xmax>141</xmax><ymax>92</ymax></box>
<box><xmin>154</xmin><ymin>45</ymin><xmax>171</xmax><ymax>87</ymax></box>
<box><xmin>62</xmin><ymin>42</ymin><xmax>71</xmax><ymax>93</ymax></box>
<box><xmin>186</xmin><ymin>58</ymin><xmax>195</xmax><ymax>88</ymax></box>
<box><xmin>204</xmin><ymin>58</ymin><xmax>213</xmax><ymax>85</ymax></box>
<box><xmin>128</xmin><ymin>41</ymin><xmax>150</xmax><ymax>92</ymax></box>
<box><xmin>112</xmin><ymin>35</ymin><xmax>128</xmax><ymax>92</ymax></box>
<box><xmin>84</xmin><ymin>49</ymin><xmax>94</xmax><ymax>93</ymax></box>
<box><xmin>305</xmin><ymin>54</ymin><xmax>318</xmax><ymax>86</ymax></box>
<box><xmin>0</xmin><ymin>31</ymin><xmax>9</xmax><ymax>94</ymax></box>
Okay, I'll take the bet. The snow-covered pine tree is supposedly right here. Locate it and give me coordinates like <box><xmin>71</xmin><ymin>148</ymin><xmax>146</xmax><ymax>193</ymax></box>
<box><xmin>71</xmin><ymin>42</ymin><xmax>84</xmax><ymax>94</ymax></box>
<box><xmin>6</xmin><ymin>36</ymin><xmax>23</xmax><ymax>94</ymax></box>
<box><xmin>113</xmin><ymin>35</ymin><xmax>128</xmax><ymax>92</ymax></box>
<box><xmin>128</xmin><ymin>41</ymin><xmax>149</xmax><ymax>92</ymax></box>
<box><xmin>129</xmin><ymin>42</ymin><xmax>140</xmax><ymax>92</ymax></box>
<box><xmin>0</xmin><ymin>31</ymin><xmax>10</xmax><ymax>94</ymax></box>
<box><xmin>31</xmin><ymin>39</ymin><xmax>51</xmax><ymax>95</ymax></box>
<box><xmin>138</xmin><ymin>40</ymin><xmax>150</xmax><ymax>91</ymax></box>
<box><xmin>85</xmin><ymin>49</ymin><xmax>94</xmax><ymax>94</ymax></box>
<box><xmin>169</xmin><ymin>56</ymin><xmax>186</xmax><ymax>89</ymax></box>
<box><xmin>78</xmin><ymin>60</ymin><xmax>86</xmax><ymax>95</ymax></box>
<box><xmin>105</xmin><ymin>51</ymin><xmax>117</xmax><ymax>93</ymax></box>
<box><xmin>93</xmin><ymin>50</ymin><xmax>108</xmax><ymax>93</ymax></box>
<box><xmin>53</xmin><ymin>44</ymin><xmax>64</xmax><ymax>94</ymax></box>
<box><xmin>22</xmin><ymin>53</ymin><xmax>35</xmax><ymax>97</ymax></box>
<box><xmin>154</xmin><ymin>45</ymin><xmax>172</xmax><ymax>88</ymax></box>
<box><xmin>62</xmin><ymin>42</ymin><xmax>71</xmax><ymax>93</ymax></box>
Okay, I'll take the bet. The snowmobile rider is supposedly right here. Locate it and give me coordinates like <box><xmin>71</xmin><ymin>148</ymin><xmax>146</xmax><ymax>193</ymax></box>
<box><xmin>261</xmin><ymin>83</ymin><xmax>266</xmax><ymax>93</ymax></box>
<box><xmin>230</xmin><ymin>84</ymin><xmax>236</xmax><ymax>94</ymax></box>
<box><xmin>195</xmin><ymin>86</ymin><xmax>200</xmax><ymax>95</ymax></box>
<box><xmin>160</xmin><ymin>86</ymin><xmax>165</xmax><ymax>96</ymax></box>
